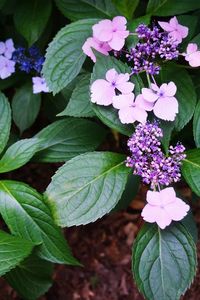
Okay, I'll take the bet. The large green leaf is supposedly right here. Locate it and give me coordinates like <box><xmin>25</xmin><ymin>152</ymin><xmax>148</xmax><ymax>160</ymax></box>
<box><xmin>91</xmin><ymin>54</ymin><xmax>142</xmax><ymax>136</ymax></box>
<box><xmin>0</xmin><ymin>180</ymin><xmax>79</xmax><ymax>265</ymax></box>
<box><xmin>6</xmin><ymin>253</ymin><xmax>53</xmax><ymax>300</ymax></box>
<box><xmin>112</xmin><ymin>0</ymin><xmax>139</xmax><ymax>19</ymax></box>
<box><xmin>58</xmin><ymin>74</ymin><xmax>95</xmax><ymax>118</ymax></box>
<box><xmin>159</xmin><ymin>65</ymin><xmax>196</xmax><ymax>131</ymax></box>
<box><xmin>45</xmin><ymin>152</ymin><xmax>130</xmax><ymax>227</ymax></box>
<box><xmin>182</xmin><ymin>149</ymin><xmax>200</xmax><ymax>196</ymax></box>
<box><xmin>14</xmin><ymin>0</ymin><xmax>52</xmax><ymax>45</ymax></box>
<box><xmin>12</xmin><ymin>83</ymin><xmax>41</xmax><ymax>134</ymax></box>
<box><xmin>0</xmin><ymin>138</ymin><xmax>40</xmax><ymax>173</ymax></box>
<box><xmin>55</xmin><ymin>0</ymin><xmax>118</xmax><ymax>20</ymax></box>
<box><xmin>33</xmin><ymin>118</ymin><xmax>106</xmax><ymax>162</ymax></box>
<box><xmin>193</xmin><ymin>100</ymin><xmax>200</xmax><ymax>148</ymax></box>
<box><xmin>0</xmin><ymin>92</ymin><xmax>11</xmax><ymax>155</ymax></box>
<box><xmin>0</xmin><ymin>230</ymin><xmax>34</xmax><ymax>276</ymax></box>
<box><xmin>132</xmin><ymin>223</ymin><xmax>197</xmax><ymax>300</ymax></box>
<box><xmin>146</xmin><ymin>0</ymin><xmax>200</xmax><ymax>16</ymax></box>
<box><xmin>42</xmin><ymin>19</ymin><xmax>98</xmax><ymax>94</ymax></box>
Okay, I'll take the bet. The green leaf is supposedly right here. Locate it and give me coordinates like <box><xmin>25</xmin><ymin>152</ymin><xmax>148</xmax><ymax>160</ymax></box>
<box><xmin>0</xmin><ymin>230</ymin><xmax>34</xmax><ymax>276</ymax></box>
<box><xmin>182</xmin><ymin>149</ymin><xmax>200</xmax><ymax>197</ymax></box>
<box><xmin>12</xmin><ymin>83</ymin><xmax>41</xmax><ymax>134</ymax></box>
<box><xmin>0</xmin><ymin>180</ymin><xmax>79</xmax><ymax>265</ymax></box>
<box><xmin>112</xmin><ymin>0</ymin><xmax>139</xmax><ymax>19</ymax></box>
<box><xmin>55</xmin><ymin>0</ymin><xmax>119</xmax><ymax>20</ymax></box>
<box><xmin>159</xmin><ymin>120</ymin><xmax>175</xmax><ymax>154</ymax></box>
<box><xmin>146</xmin><ymin>0</ymin><xmax>200</xmax><ymax>16</ymax></box>
<box><xmin>193</xmin><ymin>100</ymin><xmax>200</xmax><ymax>147</ymax></box>
<box><xmin>33</xmin><ymin>118</ymin><xmax>106</xmax><ymax>162</ymax></box>
<box><xmin>45</xmin><ymin>152</ymin><xmax>130</xmax><ymax>227</ymax></box>
<box><xmin>132</xmin><ymin>223</ymin><xmax>197</xmax><ymax>300</ymax></box>
<box><xmin>43</xmin><ymin>19</ymin><xmax>98</xmax><ymax>94</ymax></box>
<box><xmin>0</xmin><ymin>138</ymin><xmax>40</xmax><ymax>173</ymax></box>
<box><xmin>6</xmin><ymin>253</ymin><xmax>53</xmax><ymax>300</ymax></box>
<box><xmin>58</xmin><ymin>74</ymin><xmax>95</xmax><ymax>118</ymax></box>
<box><xmin>91</xmin><ymin>54</ymin><xmax>141</xmax><ymax>136</ymax></box>
<box><xmin>14</xmin><ymin>0</ymin><xmax>52</xmax><ymax>45</ymax></box>
<box><xmin>159</xmin><ymin>64</ymin><xmax>197</xmax><ymax>131</ymax></box>
<box><xmin>181</xmin><ymin>211</ymin><xmax>198</xmax><ymax>244</ymax></box>
<box><xmin>0</xmin><ymin>92</ymin><xmax>11</xmax><ymax>155</ymax></box>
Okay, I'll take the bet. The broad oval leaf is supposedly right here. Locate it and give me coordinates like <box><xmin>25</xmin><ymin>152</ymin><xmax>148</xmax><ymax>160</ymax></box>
<box><xmin>159</xmin><ymin>65</ymin><xmax>196</xmax><ymax>131</ymax></box>
<box><xmin>33</xmin><ymin>118</ymin><xmax>106</xmax><ymax>162</ymax></box>
<box><xmin>55</xmin><ymin>0</ymin><xmax>119</xmax><ymax>20</ymax></box>
<box><xmin>6</xmin><ymin>253</ymin><xmax>53</xmax><ymax>300</ymax></box>
<box><xmin>146</xmin><ymin>0</ymin><xmax>200</xmax><ymax>16</ymax></box>
<box><xmin>193</xmin><ymin>100</ymin><xmax>200</xmax><ymax>148</ymax></box>
<box><xmin>91</xmin><ymin>54</ymin><xmax>142</xmax><ymax>136</ymax></box>
<box><xmin>0</xmin><ymin>92</ymin><xmax>11</xmax><ymax>155</ymax></box>
<box><xmin>182</xmin><ymin>149</ymin><xmax>200</xmax><ymax>196</ymax></box>
<box><xmin>12</xmin><ymin>83</ymin><xmax>41</xmax><ymax>134</ymax></box>
<box><xmin>14</xmin><ymin>0</ymin><xmax>52</xmax><ymax>45</ymax></box>
<box><xmin>45</xmin><ymin>152</ymin><xmax>130</xmax><ymax>227</ymax></box>
<box><xmin>58</xmin><ymin>74</ymin><xmax>95</xmax><ymax>118</ymax></box>
<box><xmin>0</xmin><ymin>230</ymin><xmax>34</xmax><ymax>276</ymax></box>
<box><xmin>0</xmin><ymin>180</ymin><xmax>79</xmax><ymax>265</ymax></box>
<box><xmin>0</xmin><ymin>138</ymin><xmax>40</xmax><ymax>173</ymax></box>
<box><xmin>132</xmin><ymin>223</ymin><xmax>197</xmax><ymax>300</ymax></box>
<box><xmin>43</xmin><ymin>19</ymin><xmax>98</xmax><ymax>94</ymax></box>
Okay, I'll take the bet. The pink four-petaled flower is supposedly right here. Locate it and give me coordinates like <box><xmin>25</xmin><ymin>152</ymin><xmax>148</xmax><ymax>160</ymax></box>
<box><xmin>32</xmin><ymin>77</ymin><xmax>49</xmax><ymax>94</ymax></box>
<box><xmin>184</xmin><ymin>43</ymin><xmax>200</xmax><ymax>67</ymax></box>
<box><xmin>141</xmin><ymin>187</ymin><xmax>190</xmax><ymax>229</ymax></box>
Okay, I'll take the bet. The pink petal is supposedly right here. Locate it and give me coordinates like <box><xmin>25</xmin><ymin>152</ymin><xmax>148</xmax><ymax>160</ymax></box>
<box><xmin>135</xmin><ymin>94</ymin><xmax>154</xmax><ymax>111</ymax></box>
<box><xmin>164</xmin><ymin>198</ymin><xmax>189</xmax><ymax>221</ymax></box>
<box><xmin>155</xmin><ymin>209</ymin><xmax>172</xmax><ymax>229</ymax></box>
<box><xmin>146</xmin><ymin>190</ymin><xmax>161</xmax><ymax>206</ymax></box>
<box><xmin>158</xmin><ymin>21</ymin><xmax>173</xmax><ymax>32</ymax></box>
<box><xmin>90</xmin><ymin>79</ymin><xmax>115</xmax><ymax>106</ymax></box>
<box><xmin>177</xmin><ymin>24</ymin><xmax>188</xmax><ymax>39</ymax></box>
<box><xmin>141</xmin><ymin>204</ymin><xmax>159</xmax><ymax>223</ymax></box>
<box><xmin>106</xmin><ymin>68</ymin><xmax>118</xmax><ymax>83</ymax></box>
<box><xmin>118</xmin><ymin>106</ymin><xmax>136</xmax><ymax>124</ymax></box>
<box><xmin>82</xmin><ymin>38</ymin><xmax>97</xmax><ymax>62</ymax></box>
<box><xmin>160</xmin><ymin>187</ymin><xmax>176</xmax><ymax>206</ymax></box>
<box><xmin>187</xmin><ymin>52</ymin><xmax>200</xmax><ymax>67</ymax></box>
<box><xmin>115</xmin><ymin>73</ymin><xmax>130</xmax><ymax>84</ymax></box>
<box><xmin>153</xmin><ymin>97</ymin><xmax>178</xmax><ymax>121</ymax></box>
<box><xmin>142</xmin><ymin>87</ymin><xmax>158</xmax><ymax>102</ymax></box>
<box><xmin>169</xmin><ymin>16</ymin><xmax>178</xmax><ymax>28</ymax></box>
<box><xmin>169</xmin><ymin>31</ymin><xmax>183</xmax><ymax>43</ymax></box>
<box><xmin>82</xmin><ymin>37</ymin><xmax>111</xmax><ymax>62</ymax></box>
<box><xmin>112</xmin><ymin>93</ymin><xmax>134</xmax><ymax>109</ymax></box>
<box><xmin>165</xmin><ymin>81</ymin><xmax>177</xmax><ymax>97</ymax></box>
<box><xmin>151</xmin><ymin>83</ymin><xmax>159</xmax><ymax>92</ymax></box>
<box><xmin>117</xmin><ymin>81</ymin><xmax>134</xmax><ymax>94</ymax></box>
<box><xmin>186</xmin><ymin>43</ymin><xmax>198</xmax><ymax>54</ymax></box>
<box><xmin>108</xmin><ymin>34</ymin><xmax>125</xmax><ymax>51</ymax></box>
<box><xmin>93</xmin><ymin>20</ymin><xmax>113</xmax><ymax>42</ymax></box>
<box><xmin>132</xmin><ymin>107</ymin><xmax>148</xmax><ymax>124</ymax></box>
<box><xmin>112</xmin><ymin>16</ymin><xmax>127</xmax><ymax>30</ymax></box>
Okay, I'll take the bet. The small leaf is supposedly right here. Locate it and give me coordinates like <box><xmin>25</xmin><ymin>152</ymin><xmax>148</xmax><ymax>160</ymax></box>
<box><xmin>45</xmin><ymin>152</ymin><xmax>130</xmax><ymax>227</ymax></box>
<box><xmin>6</xmin><ymin>253</ymin><xmax>53</xmax><ymax>300</ymax></box>
<box><xmin>14</xmin><ymin>0</ymin><xmax>52</xmax><ymax>45</ymax></box>
<box><xmin>42</xmin><ymin>19</ymin><xmax>98</xmax><ymax>94</ymax></box>
<box><xmin>132</xmin><ymin>223</ymin><xmax>197</xmax><ymax>300</ymax></box>
<box><xmin>33</xmin><ymin>118</ymin><xmax>106</xmax><ymax>162</ymax></box>
<box><xmin>112</xmin><ymin>0</ymin><xmax>139</xmax><ymax>19</ymax></box>
<box><xmin>12</xmin><ymin>83</ymin><xmax>41</xmax><ymax>134</ymax></box>
<box><xmin>182</xmin><ymin>149</ymin><xmax>200</xmax><ymax>196</ymax></box>
<box><xmin>0</xmin><ymin>230</ymin><xmax>34</xmax><ymax>276</ymax></box>
<box><xmin>58</xmin><ymin>74</ymin><xmax>95</xmax><ymax>118</ymax></box>
<box><xmin>55</xmin><ymin>0</ymin><xmax>119</xmax><ymax>20</ymax></box>
<box><xmin>146</xmin><ymin>0</ymin><xmax>200</xmax><ymax>16</ymax></box>
<box><xmin>0</xmin><ymin>92</ymin><xmax>11</xmax><ymax>155</ymax></box>
<box><xmin>0</xmin><ymin>138</ymin><xmax>40</xmax><ymax>173</ymax></box>
<box><xmin>193</xmin><ymin>100</ymin><xmax>200</xmax><ymax>147</ymax></box>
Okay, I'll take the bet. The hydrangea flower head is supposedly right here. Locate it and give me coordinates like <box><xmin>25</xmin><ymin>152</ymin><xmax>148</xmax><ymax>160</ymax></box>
<box><xmin>141</xmin><ymin>187</ymin><xmax>190</xmax><ymax>229</ymax></box>
<box><xmin>141</xmin><ymin>82</ymin><xmax>178</xmax><ymax>121</ymax></box>
<box><xmin>92</xmin><ymin>16</ymin><xmax>129</xmax><ymax>51</ymax></box>
<box><xmin>158</xmin><ymin>16</ymin><xmax>188</xmax><ymax>43</ymax></box>
<box><xmin>82</xmin><ymin>37</ymin><xmax>111</xmax><ymax>62</ymax></box>
<box><xmin>0</xmin><ymin>39</ymin><xmax>15</xmax><ymax>59</ymax></box>
<box><xmin>32</xmin><ymin>76</ymin><xmax>49</xmax><ymax>94</ymax></box>
<box><xmin>184</xmin><ymin>43</ymin><xmax>200</xmax><ymax>67</ymax></box>
<box><xmin>90</xmin><ymin>68</ymin><xmax>134</xmax><ymax>106</ymax></box>
<box><xmin>112</xmin><ymin>93</ymin><xmax>147</xmax><ymax>124</ymax></box>
<box><xmin>0</xmin><ymin>55</ymin><xmax>15</xmax><ymax>79</ymax></box>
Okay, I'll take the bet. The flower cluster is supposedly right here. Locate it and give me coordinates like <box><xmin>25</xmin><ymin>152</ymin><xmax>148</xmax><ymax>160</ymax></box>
<box><xmin>0</xmin><ymin>39</ymin><xmax>15</xmax><ymax>79</ymax></box>
<box><xmin>126</xmin><ymin>122</ymin><xmax>186</xmax><ymax>188</ymax></box>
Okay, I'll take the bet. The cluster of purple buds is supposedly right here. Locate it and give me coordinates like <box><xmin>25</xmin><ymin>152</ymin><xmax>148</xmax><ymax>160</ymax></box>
<box><xmin>126</xmin><ymin>24</ymin><xmax>179</xmax><ymax>75</ymax></box>
<box><xmin>12</xmin><ymin>45</ymin><xmax>44</xmax><ymax>74</ymax></box>
<box><xmin>126</xmin><ymin>122</ymin><xmax>186</xmax><ymax>189</ymax></box>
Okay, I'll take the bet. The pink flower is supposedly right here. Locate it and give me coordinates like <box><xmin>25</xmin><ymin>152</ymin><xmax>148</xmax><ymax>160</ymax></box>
<box><xmin>158</xmin><ymin>16</ymin><xmax>188</xmax><ymax>44</ymax></box>
<box><xmin>32</xmin><ymin>77</ymin><xmax>49</xmax><ymax>94</ymax></box>
<box><xmin>0</xmin><ymin>55</ymin><xmax>15</xmax><ymax>79</ymax></box>
<box><xmin>112</xmin><ymin>93</ymin><xmax>147</xmax><ymax>124</ymax></box>
<box><xmin>184</xmin><ymin>43</ymin><xmax>200</xmax><ymax>67</ymax></box>
<box><xmin>141</xmin><ymin>82</ymin><xmax>178</xmax><ymax>121</ymax></box>
<box><xmin>90</xmin><ymin>68</ymin><xmax>134</xmax><ymax>106</ymax></box>
<box><xmin>92</xmin><ymin>16</ymin><xmax>129</xmax><ymax>51</ymax></box>
<box><xmin>141</xmin><ymin>187</ymin><xmax>190</xmax><ymax>229</ymax></box>
<box><xmin>0</xmin><ymin>39</ymin><xmax>15</xmax><ymax>59</ymax></box>
<box><xmin>82</xmin><ymin>37</ymin><xmax>111</xmax><ymax>62</ymax></box>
